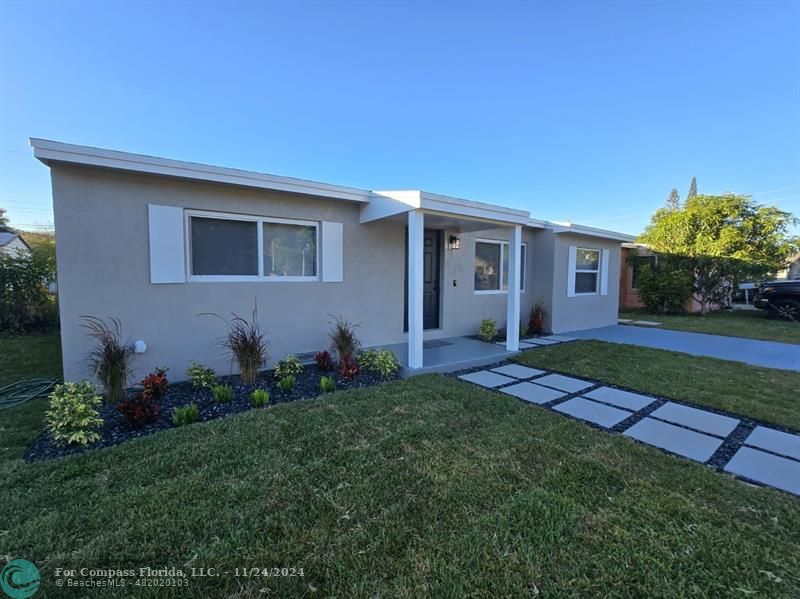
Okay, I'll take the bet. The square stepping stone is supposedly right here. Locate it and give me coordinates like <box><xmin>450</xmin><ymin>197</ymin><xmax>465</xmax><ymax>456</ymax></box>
<box><xmin>632</xmin><ymin>320</ymin><xmax>662</xmax><ymax>326</ymax></box>
<box><xmin>724</xmin><ymin>447</ymin><xmax>800</xmax><ymax>496</ymax></box>
<box><xmin>540</xmin><ymin>335</ymin><xmax>575</xmax><ymax>342</ymax></box>
<box><xmin>534</xmin><ymin>374</ymin><xmax>594</xmax><ymax>393</ymax></box>
<box><xmin>553</xmin><ymin>397</ymin><xmax>633</xmax><ymax>428</ymax></box>
<box><xmin>491</xmin><ymin>364</ymin><xmax>545</xmax><ymax>379</ymax></box>
<box><xmin>624</xmin><ymin>417</ymin><xmax>722</xmax><ymax>463</ymax></box>
<box><xmin>458</xmin><ymin>371</ymin><xmax>516</xmax><ymax>388</ymax></box>
<box><xmin>618</xmin><ymin>318</ymin><xmax>634</xmax><ymax>324</ymax></box>
<box><xmin>525</xmin><ymin>338</ymin><xmax>560</xmax><ymax>346</ymax></box>
<box><xmin>649</xmin><ymin>402</ymin><xmax>739</xmax><ymax>437</ymax></box>
<box><xmin>583</xmin><ymin>387</ymin><xmax>656</xmax><ymax>411</ymax></box>
<box><xmin>744</xmin><ymin>427</ymin><xmax>800</xmax><ymax>461</ymax></box>
<box><xmin>518</xmin><ymin>341</ymin><xmax>539</xmax><ymax>349</ymax></box>
<box><xmin>500</xmin><ymin>382</ymin><xmax>566</xmax><ymax>405</ymax></box>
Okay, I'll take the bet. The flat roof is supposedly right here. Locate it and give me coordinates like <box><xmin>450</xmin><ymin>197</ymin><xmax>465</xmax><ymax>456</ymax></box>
<box><xmin>30</xmin><ymin>138</ymin><xmax>634</xmax><ymax>238</ymax></box>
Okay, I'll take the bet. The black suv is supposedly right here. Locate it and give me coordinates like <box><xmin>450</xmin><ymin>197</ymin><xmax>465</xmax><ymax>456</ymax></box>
<box><xmin>753</xmin><ymin>280</ymin><xmax>800</xmax><ymax>321</ymax></box>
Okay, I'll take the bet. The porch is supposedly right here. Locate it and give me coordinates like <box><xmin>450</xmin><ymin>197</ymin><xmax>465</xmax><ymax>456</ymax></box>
<box><xmin>361</xmin><ymin>190</ymin><xmax>531</xmax><ymax>374</ymax></box>
<box><xmin>380</xmin><ymin>336</ymin><xmax>518</xmax><ymax>378</ymax></box>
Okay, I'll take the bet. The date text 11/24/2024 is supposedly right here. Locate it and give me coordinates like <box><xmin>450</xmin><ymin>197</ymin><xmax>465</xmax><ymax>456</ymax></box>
<box><xmin>194</xmin><ymin>567</ymin><xmax>305</xmax><ymax>577</ymax></box>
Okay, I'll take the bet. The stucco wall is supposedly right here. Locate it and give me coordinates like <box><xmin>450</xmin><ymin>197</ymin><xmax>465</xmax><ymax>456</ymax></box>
<box><xmin>51</xmin><ymin>165</ymin><xmax>540</xmax><ymax>382</ymax></box>
<box><xmin>550</xmin><ymin>233</ymin><xmax>622</xmax><ymax>333</ymax></box>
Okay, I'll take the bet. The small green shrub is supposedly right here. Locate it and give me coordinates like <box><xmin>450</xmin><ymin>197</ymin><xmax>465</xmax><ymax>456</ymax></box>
<box><xmin>46</xmin><ymin>381</ymin><xmax>104</xmax><ymax>446</ymax></box>
<box><xmin>634</xmin><ymin>258</ymin><xmax>693</xmax><ymax>315</ymax></box>
<box><xmin>359</xmin><ymin>349</ymin><xmax>400</xmax><ymax>379</ymax></box>
<box><xmin>172</xmin><ymin>404</ymin><xmax>199</xmax><ymax>426</ymax></box>
<box><xmin>277</xmin><ymin>375</ymin><xmax>295</xmax><ymax>393</ymax></box>
<box><xmin>250</xmin><ymin>388</ymin><xmax>270</xmax><ymax>407</ymax></box>
<box><xmin>478</xmin><ymin>318</ymin><xmax>498</xmax><ymax>342</ymax></box>
<box><xmin>187</xmin><ymin>362</ymin><xmax>216</xmax><ymax>389</ymax></box>
<box><xmin>320</xmin><ymin>376</ymin><xmax>336</xmax><ymax>393</ymax></box>
<box><xmin>274</xmin><ymin>355</ymin><xmax>303</xmax><ymax>379</ymax></box>
<box><xmin>519</xmin><ymin>322</ymin><xmax>529</xmax><ymax>338</ymax></box>
<box><xmin>212</xmin><ymin>384</ymin><xmax>233</xmax><ymax>403</ymax></box>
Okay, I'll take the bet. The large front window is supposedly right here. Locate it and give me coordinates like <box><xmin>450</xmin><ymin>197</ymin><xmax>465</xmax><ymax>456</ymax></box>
<box><xmin>188</xmin><ymin>211</ymin><xmax>318</xmax><ymax>280</ymax></box>
<box><xmin>474</xmin><ymin>240</ymin><xmax>526</xmax><ymax>292</ymax></box>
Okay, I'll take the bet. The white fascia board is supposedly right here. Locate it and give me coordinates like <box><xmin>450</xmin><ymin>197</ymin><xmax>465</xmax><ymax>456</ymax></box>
<box><xmin>421</xmin><ymin>192</ymin><xmax>530</xmax><ymax>225</ymax></box>
<box><xmin>30</xmin><ymin>138</ymin><xmax>372</xmax><ymax>203</ymax></box>
<box><xmin>538</xmin><ymin>219</ymin><xmax>636</xmax><ymax>243</ymax></box>
<box><xmin>360</xmin><ymin>190</ymin><xmax>421</xmax><ymax>224</ymax></box>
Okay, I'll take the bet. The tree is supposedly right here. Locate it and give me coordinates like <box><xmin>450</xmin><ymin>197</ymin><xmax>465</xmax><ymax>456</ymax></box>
<box><xmin>666</xmin><ymin>188</ymin><xmax>681</xmax><ymax>210</ymax></box>
<box><xmin>687</xmin><ymin>176</ymin><xmax>698</xmax><ymax>200</ymax></box>
<box><xmin>638</xmin><ymin>194</ymin><xmax>799</xmax><ymax>314</ymax></box>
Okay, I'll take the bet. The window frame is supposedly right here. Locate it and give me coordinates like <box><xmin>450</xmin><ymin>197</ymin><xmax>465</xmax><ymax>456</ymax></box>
<box><xmin>185</xmin><ymin>209</ymin><xmax>320</xmax><ymax>282</ymax></box>
<box><xmin>473</xmin><ymin>238</ymin><xmax>527</xmax><ymax>295</ymax></box>
<box><xmin>573</xmin><ymin>247</ymin><xmax>601</xmax><ymax>296</ymax></box>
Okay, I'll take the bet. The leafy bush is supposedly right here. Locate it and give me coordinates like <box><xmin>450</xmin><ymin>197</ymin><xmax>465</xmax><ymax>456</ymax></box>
<box><xmin>172</xmin><ymin>404</ymin><xmax>199</xmax><ymax>426</ymax></box>
<box><xmin>528</xmin><ymin>300</ymin><xmax>547</xmax><ymax>335</ymax></box>
<box><xmin>277</xmin><ymin>375</ymin><xmax>295</xmax><ymax>393</ymax></box>
<box><xmin>250</xmin><ymin>388</ymin><xmax>270</xmax><ymax>407</ymax></box>
<box><xmin>187</xmin><ymin>362</ymin><xmax>216</xmax><ymax>389</ymax></box>
<box><xmin>141</xmin><ymin>367</ymin><xmax>168</xmax><ymax>399</ymax></box>
<box><xmin>204</xmin><ymin>304</ymin><xmax>269</xmax><ymax>384</ymax></box>
<box><xmin>274</xmin><ymin>355</ymin><xmax>303</xmax><ymax>379</ymax></box>
<box><xmin>359</xmin><ymin>349</ymin><xmax>399</xmax><ymax>379</ymax></box>
<box><xmin>339</xmin><ymin>356</ymin><xmax>360</xmax><ymax>381</ymax></box>
<box><xmin>82</xmin><ymin>316</ymin><xmax>134</xmax><ymax>405</ymax></box>
<box><xmin>46</xmin><ymin>382</ymin><xmax>104</xmax><ymax>446</ymax></box>
<box><xmin>0</xmin><ymin>240</ymin><xmax>58</xmax><ymax>333</ymax></box>
<box><xmin>117</xmin><ymin>391</ymin><xmax>159</xmax><ymax>426</ymax></box>
<box><xmin>320</xmin><ymin>376</ymin><xmax>336</xmax><ymax>393</ymax></box>
<box><xmin>478</xmin><ymin>318</ymin><xmax>498</xmax><ymax>342</ymax></box>
<box><xmin>314</xmin><ymin>350</ymin><xmax>334</xmax><ymax>372</ymax></box>
<box><xmin>519</xmin><ymin>322</ymin><xmax>529</xmax><ymax>338</ymax></box>
<box><xmin>329</xmin><ymin>315</ymin><xmax>361</xmax><ymax>362</ymax></box>
<box><xmin>633</xmin><ymin>257</ymin><xmax>693</xmax><ymax>314</ymax></box>
<box><xmin>212</xmin><ymin>384</ymin><xmax>233</xmax><ymax>403</ymax></box>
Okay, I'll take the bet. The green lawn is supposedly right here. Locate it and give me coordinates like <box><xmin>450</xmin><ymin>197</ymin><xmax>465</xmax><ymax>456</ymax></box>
<box><xmin>515</xmin><ymin>339</ymin><xmax>800</xmax><ymax>430</ymax></box>
<box><xmin>2</xmin><ymin>334</ymin><xmax>799</xmax><ymax>597</ymax></box>
<box><xmin>621</xmin><ymin>308</ymin><xmax>800</xmax><ymax>345</ymax></box>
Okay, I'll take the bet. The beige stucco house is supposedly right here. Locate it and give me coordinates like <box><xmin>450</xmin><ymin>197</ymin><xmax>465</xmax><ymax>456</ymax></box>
<box><xmin>31</xmin><ymin>139</ymin><xmax>634</xmax><ymax>381</ymax></box>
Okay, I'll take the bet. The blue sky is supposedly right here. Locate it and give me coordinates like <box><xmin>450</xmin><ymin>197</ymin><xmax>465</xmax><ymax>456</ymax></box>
<box><xmin>1</xmin><ymin>1</ymin><xmax>798</xmax><ymax>234</ymax></box>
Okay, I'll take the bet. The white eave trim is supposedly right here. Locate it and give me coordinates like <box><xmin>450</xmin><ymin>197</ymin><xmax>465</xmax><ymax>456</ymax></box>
<box><xmin>530</xmin><ymin>218</ymin><xmax>636</xmax><ymax>242</ymax></box>
<box><xmin>29</xmin><ymin>138</ymin><xmax>372</xmax><ymax>203</ymax></box>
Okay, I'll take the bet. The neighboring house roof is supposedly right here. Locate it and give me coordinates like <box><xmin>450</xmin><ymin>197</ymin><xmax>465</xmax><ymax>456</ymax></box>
<box><xmin>30</xmin><ymin>138</ymin><xmax>634</xmax><ymax>240</ymax></box>
<box><xmin>0</xmin><ymin>232</ymin><xmax>31</xmax><ymax>250</ymax></box>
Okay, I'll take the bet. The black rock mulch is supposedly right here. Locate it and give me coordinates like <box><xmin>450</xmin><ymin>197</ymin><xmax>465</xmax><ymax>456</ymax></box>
<box><xmin>26</xmin><ymin>367</ymin><xmax>391</xmax><ymax>463</ymax></box>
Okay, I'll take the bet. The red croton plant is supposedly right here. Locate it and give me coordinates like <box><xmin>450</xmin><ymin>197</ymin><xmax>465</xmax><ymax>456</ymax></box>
<box><xmin>338</xmin><ymin>356</ymin><xmax>360</xmax><ymax>381</ymax></box>
<box><xmin>117</xmin><ymin>368</ymin><xmax>168</xmax><ymax>426</ymax></box>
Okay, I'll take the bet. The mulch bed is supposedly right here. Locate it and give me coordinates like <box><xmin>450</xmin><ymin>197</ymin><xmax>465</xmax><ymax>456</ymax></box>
<box><xmin>26</xmin><ymin>366</ymin><xmax>392</xmax><ymax>463</ymax></box>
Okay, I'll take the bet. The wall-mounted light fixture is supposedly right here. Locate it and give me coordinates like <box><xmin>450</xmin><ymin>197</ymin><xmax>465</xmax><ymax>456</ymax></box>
<box><xmin>448</xmin><ymin>235</ymin><xmax>461</xmax><ymax>250</ymax></box>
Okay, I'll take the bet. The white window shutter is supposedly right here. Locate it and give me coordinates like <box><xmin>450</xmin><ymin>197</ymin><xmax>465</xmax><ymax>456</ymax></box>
<box><xmin>600</xmin><ymin>249</ymin><xmax>610</xmax><ymax>296</ymax></box>
<box><xmin>148</xmin><ymin>204</ymin><xmax>185</xmax><ymax>284</ymax></box>
<box><xmin>567</xmin><ymin>245</ymin><xmax>577</xmax><ymax>297</ymax></box>
<box><xmin>321</xmin><ymin>221</ymin><xmax>343</xmax><ymax>282</ymax></box>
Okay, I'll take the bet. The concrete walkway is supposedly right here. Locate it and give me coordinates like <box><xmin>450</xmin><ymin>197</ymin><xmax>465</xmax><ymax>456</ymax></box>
<box><xmin>457</xmin><ymin>364</ymin><xmax>800</xmax><ymax>496</ymax></box>
<box><xmin>565</xmin><ymin>325</ymin><xmax>800</xmax><ymax>372</ymax></box>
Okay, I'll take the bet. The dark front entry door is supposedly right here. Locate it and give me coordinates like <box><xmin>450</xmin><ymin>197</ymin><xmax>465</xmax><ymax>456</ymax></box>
<box><xmin>405</xmin><ymin>229</ymin><xmax>442</xmax><ymax>331</ymax></box>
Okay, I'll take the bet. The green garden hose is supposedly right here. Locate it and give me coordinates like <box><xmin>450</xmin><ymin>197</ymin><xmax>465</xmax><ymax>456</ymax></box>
<box><xmin>0</xmin><ymin>379</ymin><xmax>58</xmax><ymax>410</ymax></box>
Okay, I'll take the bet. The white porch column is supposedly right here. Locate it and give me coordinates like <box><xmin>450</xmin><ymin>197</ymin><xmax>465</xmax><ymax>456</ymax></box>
<box><xmin>407</xmin><ymin>209</ymin><xmax>424</xmax><ymax>369</ymax></box>
<box><xmin>506</xmin><ymin>224</ymin><xmax>522</xmax><ymax>351</ymax></box>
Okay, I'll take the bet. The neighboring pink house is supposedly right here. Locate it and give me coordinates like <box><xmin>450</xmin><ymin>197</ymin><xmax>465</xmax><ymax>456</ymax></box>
<box><xmin>619</xmin><ymin>244</ymin><xmax>712</xmax><ymax>314</ymax></box>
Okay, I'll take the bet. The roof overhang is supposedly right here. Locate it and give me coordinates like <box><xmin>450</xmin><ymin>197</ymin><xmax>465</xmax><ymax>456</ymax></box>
<box><xmin>29</xmin><ymin>138</ymin><xmax>372</xmax><ymax>203</ymax></box>
<box><xmin>360</xmin><ymin>190</ymin><xmax>530</xmax><ymax>226</ymax></box>
<box><xmin>530</xmin><ymin>219</ymin><xmax>636</xmax><ymax>242</ymax></box>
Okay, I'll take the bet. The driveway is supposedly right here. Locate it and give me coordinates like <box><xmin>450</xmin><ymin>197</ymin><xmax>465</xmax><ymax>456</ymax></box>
<box><xmin>566</xmin><ymin>325</ymin><xmax>800</xmax><ymax>372</ymax></box>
